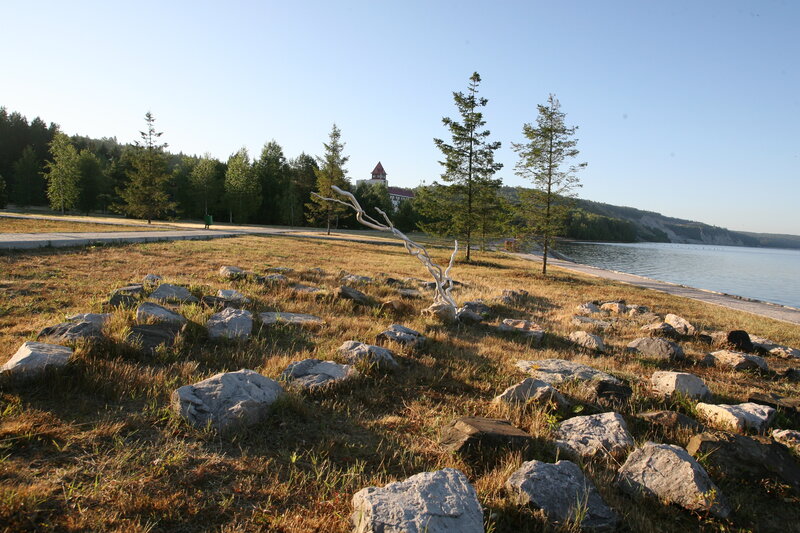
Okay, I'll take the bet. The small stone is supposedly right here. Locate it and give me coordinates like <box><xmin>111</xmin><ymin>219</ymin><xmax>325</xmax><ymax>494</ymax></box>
<box><xmin>637</xmin><ymin>410</ymin><xmax>704</xmax><ymax>432</ymax></box>
<box><xmin>507</xmin><ymin>460</ymin><xmax>618</xmax><ymax>531</ymax></box>
<box><xmin>600</xmin><ymin>302</ymin><xmax>627</xmax><ymax>314</ymax></box>
<box><xmin>640</xmin><ymin>322</ymin><xmax>678</xmax><ymax>337</ymax></box>
<box><xmin>207</xmin><ymin>308</ymin><xmax>253</xmax><ymax>340</ymax></box>
<box><xmin>171</xmin><ymin>369</ymin><xmax>284</xmax><ymax>433</ymax></box>
<box><xmin>267</xmin><ymin>266</ymin><xmax>293</xmax><ymax>274</ymax></box>
<box><xmin>291</xmin><ymin>283</ymin><xmax>324</xmax><ymax>295</ymax></box>
<box><xmin>569</xmin><ymin>331</ymin><xmax>605</xmax><ymax>352</ymax></box>
<box><xmin>1</xmin><ymin>342</ymin><xmax>72</xmax><ymax>378</ymax></box>
<box><xmin>500</xmin><ymin>289</ymin><xmax>528</xmax><ymax>305</ymax></box>
<box><xmin>126</xmin><ymin>324</ymin><xmax>183</xmax><ymax>354</ymax></box>
<box><xmin>618</xmin><ymin>442</ymin><xmax>730</xmax><ymax>518</ymax></box>
<box><xmin>695</xmin><ymin>402</ymin><xmax>776</xmax><ymax>433</ymax></box>
<box><xmin>200</xmin><ymin>295</ymin><xmax>239</xmax><ymax>309</ymax></box>
<box><xmin>258</xmin><ymin>274</ymin><xmax>289</xmax><ymax>286</ymax></box>
<box><xmin>113</xmin><ymin>284</ymin><xmax>145</xmax><ymax>297</ymax></box>
<box><xmin>440</xmin><ymin>416</ymin><xmax>533</xmax><ymax>455</ymax></box>
<box><xmin>627</xmin><ymin>304</ymin><xmax>650</xmax><ymax>316</ymax></box>
<box><xmin>493</xmin><ymin>378</ymin><xmax>568</xmax><ymax>409</ymax></box>
<box><xmin>422</xmin><ymin>302</ymin><xmax>456</xmax><ymax>322</ymax></box>
<box><xmin>338</xmin><ymin>341</ymin><xmax>398</xmax><ymax>368</ymax></box>
<box><xmin>772</xmin><ymin>429</ymin><xmax>800</xmax><ymax>452</ymax></box>
<box><xmin>576</xmin><ymin>302</ymin><xmax>600</xmax><ymax>314</ymax></box>
<box><xmin>150</xmin><ymin>283</ymin><xmax>198</xmax><ymax>304</ymax></box>
<box><xmin>498</xmin><ymin>319</ymin><xmax>544</xmax><ymax>344</ymax></box>
<box><xmin>664</xmin><ymin>313</ymin><xmax>696</xmax><ymax>335</ymax></box>
<box><xmin>516</xmin><ymin>359</ymin><xmax>622</xmax><ymax>386</ymax></box>
<box><xmin>554</xmin><ymin>412</ymin><xmax>634</xmax><ymax>459</ymax></box>
<box><xmin>142</xmin><ymin>274</ymin><xmax>162</xmax><ymax>287</ymax></box>
<box><xmin>626</xmin><ymin>337</ymin><xmax>684</xmax><ymax>361</ymax></box>
<box><xmin>334</xmin><ymin>285</ymin><xmax>370</xmax><ymax>305</ymax></box>
<box><xmin>136</xmin><ymin>302</ymin><xmax>187</xmax><ymax>326</ymax></box>
<box><xmin>351</xmin><ymin>469</ymin><xmax>483</xmax><ymax>533</ymax></box>
<box><xmin>216</xmin><ymin>289</ymin><xmax>251</xmax><ymax>304</ymax></box>
<box><xmin>37</xmin><ymin>321</ymin><xmax>103</xmax><ymax>343</ymax></box>
<box><xmin>650</xmin><ymin>371</ymin><xmax>711</xmax><ymax>400</ymax></box>
<box><xmin>379</xmin><ymin>299</ymin><xmax>415</xmax><ymax>315</ymax></box>
<box><xmin>340</xmin><ymin>273</ymin><xmax>373</xmax><ymax>285</ymax></box>
<box><xmin>281</xmin><ymin>359</ymin><xmax>357</xmax><ymax>389</ymax></box>
<box><xmin>455</xmin><ymin>307</ymin><xmax>483</xmax><ymax>325</ymax></box>
<box><xmin>397</xmin><ymin>288</ymin><xmax>421</xmax><ymax>299</ymax></box>
<box><xmin>571</xmin><ymin>315</ymin><xmax>612</xmax><ymax>329</ymax></box>
<box><xmin>703</xmin><ymin>349</ymin><xmax>768</xmax><ymax>371</ymax></box>
<box><xmin>376</xmin><ymin>324</ymin><xmax>426</xmax><ymax>349</ymax></box>
<box><xmin>219</xmin><ymin>265</ymin><xmax>246</xmax><ymax>279</ymax></box>
<box><xmin>259</xmin><ymin>312</ymin><xmax>324</xmax><ymax>327</ymax></box>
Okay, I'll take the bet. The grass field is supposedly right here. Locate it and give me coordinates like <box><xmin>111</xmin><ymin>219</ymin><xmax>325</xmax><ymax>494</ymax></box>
<box><xmin>0</xmin><ymin>217</ymin><xmax>172</xmax><ymax>234</ymax></box>
<box><xmin>0</xmin><ymin>235</ymin><xmax>798</xmax><ymax>532</ymax></box>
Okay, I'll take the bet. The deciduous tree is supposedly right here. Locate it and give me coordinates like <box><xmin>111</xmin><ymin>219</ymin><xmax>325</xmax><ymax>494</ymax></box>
<box><xmin>43</xmin><ymin>132</ymin><xmax>81</xmax><ymax>213</ymax></box>
<box><xmin>224</xmin><ymin>148</ymin><xmax>260</xmax><ymax>223</ymax></box>
<box><xmin>190</xmin><ymin>154</ymin><xmax>221</xmax><ymax>217</ymax></box>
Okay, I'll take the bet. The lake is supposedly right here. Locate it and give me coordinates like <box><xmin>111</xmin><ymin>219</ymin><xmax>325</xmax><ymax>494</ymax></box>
<box><xmin>556</xmin><ymin>242</ymin><xmax>800</xmax><ymax>310</ymax></box>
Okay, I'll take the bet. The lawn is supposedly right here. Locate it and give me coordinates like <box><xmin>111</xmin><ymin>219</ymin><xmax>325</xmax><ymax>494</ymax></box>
<box><xmin>0</xmin><ymin>217</ymin><xmax>172</xmax><ymax>234</ymax></box>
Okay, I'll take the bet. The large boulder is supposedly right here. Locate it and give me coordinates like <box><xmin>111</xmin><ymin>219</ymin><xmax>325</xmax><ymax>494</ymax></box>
<box><xmin>498</xmin><ymin>319</ymin><xmax>544</xmax><ymax>344</ymax></box>
<box><xmin>664</xmin><ymin>313</ymin><xmax>696</xmax><ymax>335</ymax></box>
<box><xmin>376</xmin><ymin>324</ymin><xmax>426</xmax><ymax>349</ymax></box>
<box><xmin>702</xmin><ymin>349</ymin><xmax>768</xmax><ymax>371</ymax></box>
<box><xmin>281</xmin><ymin>359</ymin><xmax>357</xmax><ymax>389</ymax></box>
<box><xmin>515</xmin><ymin>359</ymin><xmax>622</xmax><ymax>386</ymax></box>
<box><xmin>569</xmin><ymin>331</ymin><xmax>605</xmax><ymax>352</ymax></box>
<box><xmin>259</xmin><ymin>312</ymin><xmax>324</xmax><ymax>327</ymax></box>
<box><xmin>351</xmin><ymin>468</ymin><xmax>483</xmax><ymax>533</ymax></box>
<box><xmin>171</xmin><ymin>369</ymin><xmax>284</xmax><ymax>433</ymax></box>
<box><xmin>440</xmin><ymin>416</ymin><xmax>533</xmax><ymax>455</ymax></box>
<box><xmin>695</xmin><ymin>402</ymin><xmax>776</xmax><ymax>433</ymax></box>
<box><xmin>136</xmin><ymin>302</ymin><xmax>187</xmax><ymax>326</ymax></box>
<box><xmin>338</xmin><ymin>341</ymin><xmax>398</xmax><ymax>368</ymax></box>
<box><xmin>1</xmin><ymin>342</ymin><xmax>72</xmax><ymax>378</ymax></box>
<box><xmin>650</xmin><ymin>371</ymin><xmax>711</xmax><ymax>400</ymax></box>
<box><xmin>493</xmin><ymin>378</ymin><xmax>568</xmax><ymax>409</ymax></box>
<box><xmin>149</xmin><ymin>283</ymin><xmax>199</xmax><ymax>304</ymax></box>
<box><xmin>617</xmin><ymin>442</ymin><xmax>730</xmax><ymax>518</ymax></box>
<box><xmin>507</xmin><ymin>460</ymin><xmax>618</xmax><ymax>531</ymax></box>
<box><xmin>207</xmin><ymin>308</ymin><xmax>253</xmax><ymax>340</ymax></box>
<box><xmin>626</xmin><ymin>337</ymin><xmax>684</xmax><ymax>361</ymax></box>
<box><xmin>37</xmin><ymin>321</ymin><xmax>103</xmax><ymax>343</ymax></box>
<box><xmin>554</xmin><ymin>412</ymin><xmax>634</xmax><ymax>459</ymax></box>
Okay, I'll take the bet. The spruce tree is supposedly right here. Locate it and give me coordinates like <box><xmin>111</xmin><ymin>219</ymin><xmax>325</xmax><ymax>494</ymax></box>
<box><xmin>190</xmin><ymin>154</ymin><xmax>220</xmax><ymax>217</ymax></box>
<box><xmin>306</xmin><ymin>124</ymin><xmax>350</xmax><ymax>235</ymax></box>
<box><xmin>11</xmin><ymin>145</ymin><xmax>42</xmax><ymax>207</ymax></box>
<box><xmin>0</xmin><ymin>174</ymin><xmax>7</xmax><ymax>208</ymax></box>
<box><xmin>224</xmin><ymin>148</ymin><xmax>261</xmax><ymax>223</ymax></box>
<box><xmin>43</xmin><ymin>132</ymin><xmax>81</xmax><ymax>213</ymax></box>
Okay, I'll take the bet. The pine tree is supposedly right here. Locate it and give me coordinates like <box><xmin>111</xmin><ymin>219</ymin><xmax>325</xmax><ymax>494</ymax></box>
<box><xmin>117</xmin><ymin>112</ymin><xmax>175</xmax><ymax>223</ymax></box>
<box><xmin>433</xmin><ymin>72</ymin><xmax>502</xmax><ymax>261</ymax></box>
<box><xmin>43</xmin><ymin>132</ymin><xmax>81</xmax><ymax>213</ymax></box>
<box><xmin>512</xmin><ymin>94</ymin><xmax>586</xmax><ymax>274</ymax></box>
<box><xmin>76</xmin><ymin>149</ymin><xmax>105</xmax><ymax>214</ymax></box>
<box><xmin>190</xmin><ymin>154</ymin><xmax>220</xmax><ymax>217</ymax></box>
<box><xmin>0</xmin><ymin>174</ymin><xmax>7</xmax><ymax>208</ymax></box>
<box><xmin>306</xmin><ymin>124</ymin><xmax>350</xmax><ymax>235</ymax></box>
<box><xmin>289</xmin><ymin>153</ymin><xmax>318</xmax><ymax>227</ymax></box>
<box><xmin>224</xmin><ymin>148</ymin><xmax>261</xmax><ymax>223</ymax></box>
<box><xmin>254</xmin><ymin>141</ymin><xmax>289</xmax><ymax>224</ymax></box>
<box><xmin>11</xmin><ymin>145</ymin><xmax>43</xmax><ymax>207</ymax></box>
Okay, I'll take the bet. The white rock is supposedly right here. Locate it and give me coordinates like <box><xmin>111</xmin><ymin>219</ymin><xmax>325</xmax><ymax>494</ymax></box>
<box><xmin>696</xmin><ymin>402</ymin><xmax>776</xmax><ymax>433</ymax></box>
<box><xmin>569</xmin><ymin>331</ymin><xmax>605</xmax><ymax>352</ymax></box>
<box><xmin>207</xmin><ymin>308</ymin><xmax>253</xmax><ymax>340</ymax></box>
<box><xmin>259</xmin><ymin>312</ymin><xmax>324</xmax><ymax>327</ymax></box>
<box><xmin>617</xmin><ymin>442</ymin><xmax>730</xmax><ymax>518</ymax></box>
<box><xmin>571</xmin><ymin>315</ymin><xmax>612</xmax><ymax>329</ymax></box>
<box><xmin>772</xmin><ymin>429</ymin><xmax>800</xmax><ymax>452</ymax></box>
<box><xmin>627</xmin><ymin>337</ymin><xmax>684</xmax><ymax>360</ymax></box>
<box><xmin>498</xmin><ymin>319</ymin><xmax>544</xmax><ymax>343</ymax></box>
<box><xmin>515</xmin><ymin>359</ymin><xmax>622</xmax><ymax>386</ymax></box>
<box><xmin>351</xmin><ymin>468</ymin><xmax>483</xmax><ymax>533</ymax></box>
<box><xmin>704</xmin><ymin>350</ymin><xmax>768</xmax><ymax>371</ymax></box>
<box><xmin>576</xmin><ymin>302</ymin><xmax>600</xmax><ymax>315</ymax></box>
<box><xmin>219</xmin><ymin>265</ymin><xmax>245</xmax><ymax>279</ymax></box>
<box><xmin>422</xmin><ymin>302</ymin><xmax>456</xmax><ymax>322</ymax></box>
<box><xmin>650</xmin><ymin>371</ymin><xmax>711</xmax><ymax>400</ymax></box>
<box><xmin>338</xmin><ymin>341</ymin><xmax>398</xmax><ymax>368</ymax></box>
<box><xmin>770</xmin><ymin>346</ymin><xmax>800</xmax><ymax>359</ymax></box>
<box><xmin>217</xmin><ymin>289</ymin><xmax>251</xmax><ymax>304</ymax></box>
<box><xmin>600</xmin><ymin>302</ymin><xmax>626</xmax><ymax>314</ymax></box>
<box><xmin>1</xmin><ymin>342</ymin><xmax>72</xmax><ymax>378</ymax></box>
<box><xmin>507</xmin><ymin>460</ymin><xmax>618</xmax><ymax>531</ymax></box>
<box><xmin>142</xmin><ymin>273</ymin><xmax>162</xmax><ymax>287</ymax></box>
<box><xmin>493</xmin><ymin>378</ymin><xmax>568</xmax><ymax>408</ymax></box>
<box><xmin>665</xmin><ymin>313</ymin><xmax>696</xmax><ymax>335</ymax></box>
<box><xmin>554</xmin><ymin>412</ymin><xmax>634</xmax><ymax>458</ymax></box>
<box><xmin>136</xmin><ymin>302</ymin><xmax>187</xmax><ymax>326</ymax></box>
<box><xmin>171</xmin><ymin>369</ymin><xmax>284</xmax><ymax>433</ymax></box>
<box><xmin>376</xmin><ymin>324</ymin><xmax>426</xmax><ymax>349</ymax></box>
<box><xmin>281</xmin><ymin>359</ymin><xmax>357</xmax><ymax>389</ymax></box>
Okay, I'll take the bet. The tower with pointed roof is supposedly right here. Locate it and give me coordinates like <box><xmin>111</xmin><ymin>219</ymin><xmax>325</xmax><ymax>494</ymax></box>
<box><xmin>356</xmin><ymin>161</ymin><xmax>414</xmax><ymax>208</ymax></box>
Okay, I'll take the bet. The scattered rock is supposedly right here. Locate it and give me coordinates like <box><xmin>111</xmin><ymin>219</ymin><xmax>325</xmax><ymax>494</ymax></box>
<box><xmin>351</xmin><ymin>468</ymin><xmax>483</xmax><ymax>533</ymax></box>
<box><xmin>1</xmin><ymin>342</ymin><xmax>72</xmax><ymax>378</ymax></box>
<box><xmin>783</xmin><ymin>368</ymin><xmax>800</xmax><ymax>382</ymax></box>
<box><xmin>600</xmin><ymin>302</ymin><xmax>627</xmax><ymax>314</ymax></box>
<box><xmin>126</xmin><ymin>324</ymin><xmax>183</xmax><ymax>354</ymax></box>
<box><xmin>258</xmin><ymin>274</ymin><xmax>289</xmax><ymax>286</ymax></box>
<box><xmin>571</xmin><ymin>315</ymin><xmax>612</xmax><ymax>329</ymax></box>
<box><xmin>171</xmin><ymin>369</ymin><xmax>284</xmax><ymax>433</ymax></box>
<box><xmin>334</xmin><ymin>285</ymin><xmax>370</xmax><ymax>305</ymax></box>
<box><xmin>216</xmin><ymin>289</ymin><xmax>250</xmax><ymax>304</ymax></box>
<box><xmin>376</xmin><ymin>324</ymin><xmax>426</xmax><ymax>349</ymax></box>
<box><xmin>664</xmin><ymin>313</ymin><xmax>696</xmax><ymax>335</ymax></box>
<box><xmin>695</xmin><ymin>402</ymin><xmax>776</xmax><ymax>433</ymax></box>
<box><xmin>341</xmin><ymin>273</ymin><xmax>373</xmax><ymax>285</ymax></box>
<box><xmin>267</xmin><ymin>266</ymin><xmax>293</xmax><ymax>274</ymax></box>
<box><xmin>500</xmin><ymin>289</ymin><xmax>528</xmax><ymax>306</ymax></box>
<box><xmin>455</xmin><ymin>307</ymin><xmax>483</xmax><ymax>325</ymax></box>
<box><xmin>291</xmin><ymin>283</ymin><xmax>324</xmax><ymax>295</ymax></box>
<box><xmin>575</xmin><ymin>302</ymin><xmax>600</xmax><ymax>315</ymax></box>
<box><xmin>637</xmin><ymin>410</ymin><xmax>704</xmax><ymax>432</ymax></box>
<box><xmin>498</xmin><ymin>319</ymin><xmax>544</xmax><ymax>344</ymax></box>
<box><xmin>136</xmin><ymin>302</ymin><xmax>187</xmax><ymax>327</ymax></box>
<box><xmin>516</xmin><ymin>359</ymin><xmax>622</xmax><ymax>386</ymax></box>
<box><xmin>338</xmin><ymin>341</ymin><xmax>398</xmax><ymax>368</ymax></box>
<box><xmin>397</xmin><ymin>288</ymin><xmax>421</xmax><ymax>299</ymax></box>
<box><xmin>687</xmin><ymin>431</ymin><xmax>800</xmax><ymax>489</ymax></box>
<box><xmin>259</xmin><ymin>312</ymin><xmax>324</xmax><ymax>327</ymax></box>
<box><xmin>422</xmin><ymin>302</ymin><xmax>456</xmax><ymax>322</ymax></box>
<box><xmin>772</xmin><ymin>429</ymin><xmax>800</xmax><ymax>453</ymax></box>
<box><xmin>281</xmin><ymin>359</ymin><xmax>357</xmax><ymax>389</ymax></box>
<box><xmin>583</xmin><ymin>379</ymin><xmax>633</xmax><ymax>404</ymax></box>
<box><xmin>569</xmin><ymin>331</ymin><xmax>605</xmax><ymax>352</ymax></box>
<box><xmin>650</xmin><ymin>371</ymin><xmax>711</xmax><ymax>400</ymax></box>
<box><xmin>113</xmin><ymin>284</ymin><xmax>145</xmax><ymax>297</ymax></box>
<box><xmin>440</xmin><ymin>416</ymin><xmax>533</xmax><ymax>455</ymax></box>
<box><xmin>627</xmin><ymin>337</ymin><xmax>684</xmax><ymax>361</ymax></box>
<box><xmin>722</xmin><ymin>330</ymin><xmax>753</xmax><ymax>352</ymax></box>
<box><xmin>702</xmin><ymin>350</ymin><xmax>768</xmax><ymax>371</ymax></box>
<box><xmin>640</xmin><ymin>322</ymin><xmax>678</xmax><ymax>338</ymax></box>
<box><xmin>507</xmin><ymin>460</ymin><xmax>618</xmax><ymax>531</ymax></box>
<box><xmin>200</xmin><ymin>295</ymin><xmax>240</xmax><ymax>309</ymax></box>
<box><xmin>149</xmin><ymin>283</ymin><xmax>199</xmax><ymax>304</ymax></box>
<box><xmin>142</xmin><ymin>273</ymin><xmax>162</xmax><ymax>287</ymax></box>
<box><xmin>554</xmin><ymin>412</ymin><xmax>634</xmax><ymax>459</ymax></box>
<box><xmin>769</xmin><ymin>345</ymin><xmax>800</xmax><ymax>359</ymax></box>
<box><xmin>462</xmin><ymin>300</ymin><xmax>493</xmax><ymax>317</ymax></box>
<box><xmin>66</xmin><ymin>313</ymin><xmax>111</xmax><ymax>327</ymax></box>
<box><xmin>618</xmin><ymin>442</ymin><xmax>730</xmax><ymax>519</ymax></box>
<box><xmin>37</xmin><ymin>321</ymin><xmax>104</xmax><ymax>343</ymax></box>
<box><xmin>219</xmin><ymin>265</ymin><xmax>246</xmax><ymax>279</ymax></box>
<box><xmin>108</xmin><ymin>284</ymin><xmax>143</xmax><ymax>307</ymax></box>
<box><xmin>207</xmin><ymin>308</ymin><xmax>253</xmax><ymax>340</ymax></box>
<box><xmin>748</xmin><ymin>392</ymin><xmax>800</xmax><ymax>420</ymax></box>
<box><xmin>379</xmin><ymin>299</ymin><xmax>415</xmax><ymax>315</ymax></box>
<box><xmin>493</xmin><ymin>378</ymin><xmax>568</xmax><ymax>409</ymax></box>
<box><xmin>626</xmin><ymin>304</ymin><xmax>650</xmax><ymax>316</ymax></box>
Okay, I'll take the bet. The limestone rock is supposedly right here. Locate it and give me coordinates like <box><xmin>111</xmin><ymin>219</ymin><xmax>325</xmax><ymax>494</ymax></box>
<box><xmin>516</xmin><ymin>359</ymin><xmax>622</xmax><ymax>386</ymax></box>
<box><xmin>341</xmin><ymin>273</ymin><xmax>373</xmax><ymax>285</ymax></box>
<box><xmin>258</xmin><ymin>273</ymin><xmax>289</xmax><ymax>286</ymax></box>
<box><xmin>637</xmin><ymin>410</ymin><xmax>704</xmax><ymax>432</ymax></box>
<box><xmin>600</xmin><ymin>302</ymin><xmax>627</xmax><ymax>314</ymax></box>
<box><xmin>334</xmin><ymin>285</ymin><xmax>370</xmax><ymax>305</ymax></box>
<box><xmin>66</xmin><ymin>313</ymin><xmax>111</xmax><ymax>327</ymax></box>
<box><xmin>126</xmin><ymin>324</ymin><xmax>183</xmax><ymax>354</ymax></box>
<box><xmin>650</xmin><ymin>371</ymin><xmax>711</xmax><ymax>400</ymax></box>
<box><xmin>380</xmin><ymin>299</ymin><xmax>415</xmax><ymax>315</ymax></box>
<box><xmin>281</xmin><ymin>359</ymin><xmax>357</xmax><ymax>389</ymax></box>
<box><xmin>338</xmin><ymin>341</ymin><xmax>398</xmax><ymax>368</ymax></box>
<box><xmin>576</xmin><ymin>302</ymin><xmax>600</xmax><ymax>315</ymax></box>
<box><xmin>136</xmin><ymin>302</ymin><xmax>187</xmax><ymax>326</ymax></box>
<box><xmin>142</xmin><ymin>273</ymin><xmax>162</xmax><ymax>287</ymax></box>
<box><xmin>696</xmin><ymin>402</ymin><xmax>776</xmax><ymax>433</ymax></box>
<box><xmin>171</xmin><ymin>369</ymin><xmax>284</xmax><ymax>433</ymax></box>
<box><xmin>455</xmin><ymin>307</ymin><xmax>483</xmax><ymax>325</ymax></box>
<box><xmin>500</xmin><ymin>289</ymin><xmax>528</xmax><ymax>306</ymax></box>
<box><xmin>216</xmin><ymin>289</ymin><xmax>250</xmax><ymax>304</ymax></box>
<box><xmin>507</xmin><ymin>460</ymin><xmax>618</xmax><ymax>531</ymax></box>
<box><xmin>498</xmin><ymin>319</ymin><xmax>544</xmax><ymax>344</ymax></box>
<box><xmin>748</xmin><ymin>392</ymin><xmax>800</xmax><ymax>421</ymax></box>
<box><xmin>493</xmin><ymin>378</ymin><xmax>568</xmax><ymax>409</ymax></box>
<box><xmin>291</xmin><ymin>283</ymin><xmax>324</xmax><ymax>295</ymax></box>
<box><xmin>664</xmin><ymin>313</ymin><xmax>696</xmax><ymax>335</ymax></box>
<box><xmin>267</xmin><ymin>266</ymin><xmax>293</xmax><ymax>274</ymax></box>
<box><xmin>626</xmin><ymin>304</ymin><xmax>650</xmax><ymax>316</ymax></box>
<box><xmin>149</xmin><ymin>283</ymin><xmax>198</xmax><ymax>304</ymax></box>
<box><xmin>569</xmin><ymin>331</ymin><xmax>605</xmax><ymax>352</ymax></box>
<box><xmin>617</xmin><ymin>442</ymin><xmax>729</xmax><ymax>518</ymax></box>
<box><xmin>462</xmin><ymin>300</ymin><xmax>493</xmax><ymax>317</ymax></box>
<box><xmin>207</xmin><ymin>308</ymin><xmax>253</xmax><ymax>340</ymax></box>
<box><xmin>640</xmin><ymin>322</ymin><xmax>678</xmax><ymax>338</ymax></box>
<box><xmin>1</xmin><ymin>342</ymin><xmax>72</xmax><ymax>377</ymax></box>
<box><xmin>113</xmin><ymin>284</ymin><xmax>145</xmax><ymax>297</ymax></box>
<box><xmin>397</xmin><ymin>288</ymin><xmax>422</xmax><ymax>299</ymax></box>
<box><xmin>626</xmin><ymin>337</ymin><xmax>684</xmax><ymax>361</ymax></box>
<box><xmin>571</xmin><ymin>315</ymin><xmax>612</xmax><ymax>329</ymax></box>
<box><xmin>351</xmin><ymin>468</ymin><xmax>483</xmax><ymax>533</ymax></box>
<box><xmin>376</xmin><ymin>324</ymin><xmax>426</xmax><ymax>349</ymax></box>
<box><xmin>703</xmin><ymin>349</ymin><xmax>768</xmax><ymax>371</ymax></box>
<box><xmin>440</xmin><ymin>416</ymin><xmax>533</xmax><ymax>455</ymax></box>
<box><xmin>37</xmin><ymin>321</ymin><xmax>103</xmax><ymax>343</ymax></box>
<box><xmin>108</xmin><ymin>284</ymin><xmax>143</xmax><ymax>307</ymax></box>
<box><xmin>422</xmin><ymin>302</ymin><xmax>456</xmax><ymax>322</ymax></box>
<box><xmin>772</xmin><ymin>429</ymin><xmax>800</xmax><ymax>452</ymax></box>
<box><xmin>259</xmin><ymin>312</ymin><xmax>324</xmax><ymax>327</ymax></box>
<box><xmin>219</xmin><ymin>265</ymin><xmax>246</xmax><ymax>279</ymax></box>
<box><xmin>554</xmin><ymin>412</ymin><xmax>634</xmax><ymax>459</ymax></box>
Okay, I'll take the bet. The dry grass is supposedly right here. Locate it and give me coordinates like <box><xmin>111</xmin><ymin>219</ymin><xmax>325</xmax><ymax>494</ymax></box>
<box><xmin>0</xmin><ymin>235</ymin><xmax>798</xmax><ymax>532</ymax></box>
<box><xmin>0</xmin><ymin>218</ymin><xmax>171</xmax><ymax>233</ymax></box>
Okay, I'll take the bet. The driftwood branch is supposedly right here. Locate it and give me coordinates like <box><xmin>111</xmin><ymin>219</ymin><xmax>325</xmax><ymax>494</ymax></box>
<box><xmin>312</xmin><ymin>186</ymin><xmax>457</xmax><ymax>308</ymax></box>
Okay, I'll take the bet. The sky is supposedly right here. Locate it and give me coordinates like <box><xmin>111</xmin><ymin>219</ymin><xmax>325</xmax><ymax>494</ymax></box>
<box><xmin>1</xmin><ymin>0</ymin><xmax>798</xmax><ymax>234</ymax></box>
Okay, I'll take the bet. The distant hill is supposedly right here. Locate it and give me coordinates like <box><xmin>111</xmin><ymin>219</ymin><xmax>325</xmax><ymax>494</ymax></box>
<box><xmin>500</xmin><ymin>187</ymin><xmax>800</xmax><ymax>249</ymax></box>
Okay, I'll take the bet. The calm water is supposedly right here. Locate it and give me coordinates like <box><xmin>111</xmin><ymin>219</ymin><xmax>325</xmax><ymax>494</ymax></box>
<box><xmin>557</xmin><ymin>242</ymin><xmax>800</xmax><ymax>309</ymax></box>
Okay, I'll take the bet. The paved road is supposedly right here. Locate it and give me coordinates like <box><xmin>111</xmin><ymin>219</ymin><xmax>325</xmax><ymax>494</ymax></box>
<box><xmin>511</xmin><ymin>252</ymin><xmax>800</xmax><ymax>325</ymax></box>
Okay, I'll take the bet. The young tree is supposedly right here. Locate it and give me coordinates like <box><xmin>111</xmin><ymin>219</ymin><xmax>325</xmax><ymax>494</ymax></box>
<box><xmin>433</xmin><ymin>72</ymin><xmax>502</xmax><ymax>261</ymax></box>
<box><xmin>11</xmin><ymin>145</ymin><xmax>43</xmax><ymax>207</ymax></box>
<box><xmin>306</xmin><ymin>124</ymin><xmax>350</xmax><ymax>234</ymax></box>
<box><xmin>117</xmin><ymin>112</ymin><xmax>175</xmax><ymax>223</ymax></box>
<box><xmin>190</xmin><ymin>154</ymin><xmax>221</xmax><ymax>217</ymax></box>
<box><xmin>43</xmin><ymin>132</ymin><xmax>81</xmax><ymax>213</ymax></box>
<box><xmin>512</xmin><ymin>94</ymin><xmax>586</xmax><ymax>274</ymax></box>
<box><xmin>224</xmin><ymin>147</ymin><xmax>261</xmax><ymax>223</ymax></box>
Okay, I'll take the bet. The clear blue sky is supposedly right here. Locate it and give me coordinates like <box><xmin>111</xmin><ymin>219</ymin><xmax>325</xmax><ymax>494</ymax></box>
<box><xmin>2</xmin><ymin>0</ymin><xmax>798</xmax><ymax>234</ymax></box>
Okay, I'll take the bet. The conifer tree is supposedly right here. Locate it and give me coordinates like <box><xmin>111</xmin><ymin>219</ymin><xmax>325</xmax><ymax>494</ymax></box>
<box><xmin>43</xmin><ymin>132</ymin><xmax>81</xmax><ymax>213</ymax></box>
<box><xmin>0</xmin><ymin>174</ymin><xmax>7</xmax><ymax>208</ymax></box>
<box><xmin>11</xmin><ymin>145</ymin><xmax>42</xmax><ymax>207</ymax></box>
<box><xmin>224</xmin><ymin>148</ymin><xmax>260</xmax><ymax>223</ymax></box>
<box><xmin>190</xmin><ymin>154</ymin><xmax>220</xmax><ymax>217</ymax></box>
<box><xmin>306</xmin><ymin>124</ymin><xmax>350</xmax><ymax>235</ymax></box>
